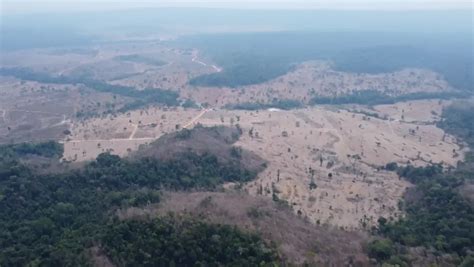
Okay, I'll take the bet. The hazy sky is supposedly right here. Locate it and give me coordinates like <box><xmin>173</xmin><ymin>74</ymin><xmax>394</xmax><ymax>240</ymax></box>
<box><xmin>2</xmin><ymin>0</ymin><xmax>472</xmax><ymax>14</ymax></box>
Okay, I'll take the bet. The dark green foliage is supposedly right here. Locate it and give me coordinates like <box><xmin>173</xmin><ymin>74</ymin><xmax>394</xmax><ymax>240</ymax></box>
<box><xmin>0</xmin><ymin>141</ymin><xmax>63</xmax><ymax>159</ymax></box>
<box><xmin>176</xmin><ymin>128</ymin><xmax>192</xmax><ymax>139</ymax></box>
<box><xmin>378</xmin><ymin>104</ymin><xmax>474</xmax><ymax>260</ymax></box>
<box><xmin>225</xmin><ymin>99</ymin><xmax>303</xmax><ymax>110</ymax></box>
<box><xmin>438</xmin><ymin>104</ymin><xmax>474</xmax><ymax>148</ymax></box>
<box><xmin>332</xmin><ymin>45</ymin><xmax>473</xmax><ymax>92</ymax></box>
<box><xmin>88</xmin><ymin>152</ymin><xmax>258</xmax><ymax>190</ymax></box>
<box><xmin>459</xmin><ymin>255</ymin><xmax>474</xmax><ymax>267</ymax></box>
<box><xmin>230</xmin><ymin>146</ymin><xmax>242</xmax><ymax>158</ymax></box>
<box><xmin>102</xmin><ymin>216</ymin><xmax>278</xmax><ymax>266</ymax></box>
<box><xmin>0</xmin><ymin>141</ymin><xmax>261</xmax><ymax>266</ymax></box>
<box><xmin>311</xmin><ymin>90</ymin><xmax>393</xmax><ymax>105</ymax></box>
<box><xmin>115</xmin><ymin>88</ymin><xmax>180</xmax><ymax>112</ymax></box>
<box><xmin>310</xmin><ymin>90</ymin><xmax>467</xmax><ymax>106</ymax></box>
<box><xmin>384</xmin><ymin>162</ymin><xmax>398</xmax><ymax>171</ymax></box>
<box><xmin>190</xmin><ymin>53</ymin><xmax>292</xmax><ymax>87</ymax></box>
<box><xmin>367</xmin><ymin>239</ymin><xmax>394</xmax><ymax>261</ymax></box>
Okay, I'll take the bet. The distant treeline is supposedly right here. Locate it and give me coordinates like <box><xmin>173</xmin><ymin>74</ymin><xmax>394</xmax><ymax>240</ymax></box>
<box><xmin>190</xmin><ymin>54</ymin><xmax>293</xmax><ymax>87</ymax></box>
<box><xmin>310</xmin><ymin>90</ymin><xmax>469</xmax><ymax>106</ymax></box>
<box><xmin>178</xmin><ymin>32</ymin><xmax>473</xmax><ymax>92</ymax></box>
<box><xmin>225</xmin><ymin>99</ymin><xmax>303</xmax><ymax>110</ymax></box>
<box><xmin>0</xmin><ymin>67</ymin><xmax>179</xmax><ymax>112</ymax></box>
<box><xmin>438</xmin><ymin>103</ymin><xmax>474</xmax><ymax>150</ymax></box>
<box><xmin>332</xmin><ymin>45</ymin><xmax>473</xmax><ymax>92</ymax></box>
<box><xmin>222</xmin><ymin>91</ymin><xmax>468</xmax><ymax>111</ymax></box>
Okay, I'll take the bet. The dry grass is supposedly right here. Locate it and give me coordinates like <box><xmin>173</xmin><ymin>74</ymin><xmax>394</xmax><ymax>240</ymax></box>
<box><xmin>193</xmin><ymin>102</ymin><xmax>461</xmax><ymax>229</ymax></box>
<box><xmin>62</xmin><ymin>100</ymin><xmax>462</xmax><ymax>230</ymax></box>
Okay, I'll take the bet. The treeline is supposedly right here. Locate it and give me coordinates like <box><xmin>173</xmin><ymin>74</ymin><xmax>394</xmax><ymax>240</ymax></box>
<box><xmin>225</xmin><ymin>99</ymin><xmax>303</xmax><ymax>110</ymax></box>
<box><xmin>333</xmin><ymin>45</ymin><xmax>473</xmax><ymax>92</ymax></box>
<box><xmin>0</xmin><ymin>67</ymin><xmax>179</xmax><ymax>112</ymax></box>
<box><xmin>102</xmin><ymin>216</ymin><xmax>278</xmax><ymax>266</ymax></box>
<box><xmin>438</xmin><ymin>103</ymin><xmax>474</xmax><ymax>149</ymax></box>
<box><xmin>0</xmin><ymin>141</ymin><xmax>265</xmax><ymax>265</ymax></box>
<box><xmin>189</xmin><ymin>53</ymin><xmax>293</xmax><ymax>87</ymax></box>
<box><xmin>380</xmin><ymin>164</ymin><xmax>473</xmax><ymax>254</ymax></box>
<box><xmin>310</xmin><ymin>90</ymin><xmax>468</xmax><ymax>106</ymax></box>
<box><xmin>371</xmin><ymin>103</ymin><xmax>474</xmax><ymax>265</ymax></box>
<box><xmin>224</xmin><ymin>91</ymin><xmax>466</xmax><ymax>111</ymax></box>
<box><xmin>0</xmin><ymin>141</ymin><xmax>63</xmax><ymax>159</ymax></box>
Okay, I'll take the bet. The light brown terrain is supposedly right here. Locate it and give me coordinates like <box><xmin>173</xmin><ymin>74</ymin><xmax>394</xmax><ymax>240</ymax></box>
<box><xmin>60</xmin><ymin>99</ymin><xmax>462</xmax><ymax>229</ymax></box>
<box><xmin>0</xmin><ymin>44</ymin><xmax>464</xmax><ymax>231</ymax></box>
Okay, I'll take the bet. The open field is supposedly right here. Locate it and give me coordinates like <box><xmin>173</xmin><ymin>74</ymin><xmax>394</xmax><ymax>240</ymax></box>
<box><xmin>61</xmin><ymin>99</ymin><xmax>463</xmax><ymax>229</ymax></box>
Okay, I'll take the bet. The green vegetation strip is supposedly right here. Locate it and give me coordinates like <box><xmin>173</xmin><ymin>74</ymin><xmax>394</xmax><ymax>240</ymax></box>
<box><xmin>0</xmin><ymin>142</ymin><xmax>270</xmax><ymax>265</ymax></box>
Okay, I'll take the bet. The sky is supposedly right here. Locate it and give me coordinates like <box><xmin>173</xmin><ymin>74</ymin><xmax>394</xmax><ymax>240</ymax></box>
<box><xmin>2</xmin><ymin>0</ymin><xmax>472</xmax><ymax>14</ymax></box>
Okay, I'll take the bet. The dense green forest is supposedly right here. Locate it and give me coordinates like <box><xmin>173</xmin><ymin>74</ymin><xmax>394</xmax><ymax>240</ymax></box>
<box><xmin>189</xmin><ymin>53</ymin><xmax>293</xmax><ymax>87</ymax></box>
<box><xmin>102</xmin><ymin>216</ymin><xmax>278</xmax><ymax>266</ymax></box>
<box><xmin>0</xmin><ymin>138</ymin><xmax>269</xmax><ymax>265</ymax></box>
<box><xmin>372</xmin><ymin>103</ymin><xmax>474</xmax><ymax>265</ymax></box>
<box><xmin>438</xmin><ymin>103</ymin><xmax>474</xmax><ymax>149</ymax></box>
<box><xmin>0</xmin><ymin>140</ymin><xmax>64</xmax><ymax>159</ymax></box>
<box><xmin>0</xmin><ymin>67</ymin><xmax>180</xmax><ymax>112</ymax></box>
<box><xmin>178</xmin><ymin>32</ymin><xmax>473</xmax><ymax>92</ymax></box>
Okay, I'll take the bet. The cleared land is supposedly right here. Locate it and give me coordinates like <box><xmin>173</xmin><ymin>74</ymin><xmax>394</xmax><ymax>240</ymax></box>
<box><xmin>0</xmin><ymin>44</ymin><xmax>465</xmax><ymax>230</ymax></box>
<box><xmin>61</xmin><ymin>99</ymin><xmax>462</xmax><ymax>229</ymax></box>
<box><xmin>62</xmin><ymin>107</ymin><xmax>202</xmax><ymax>161</ymax></box>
